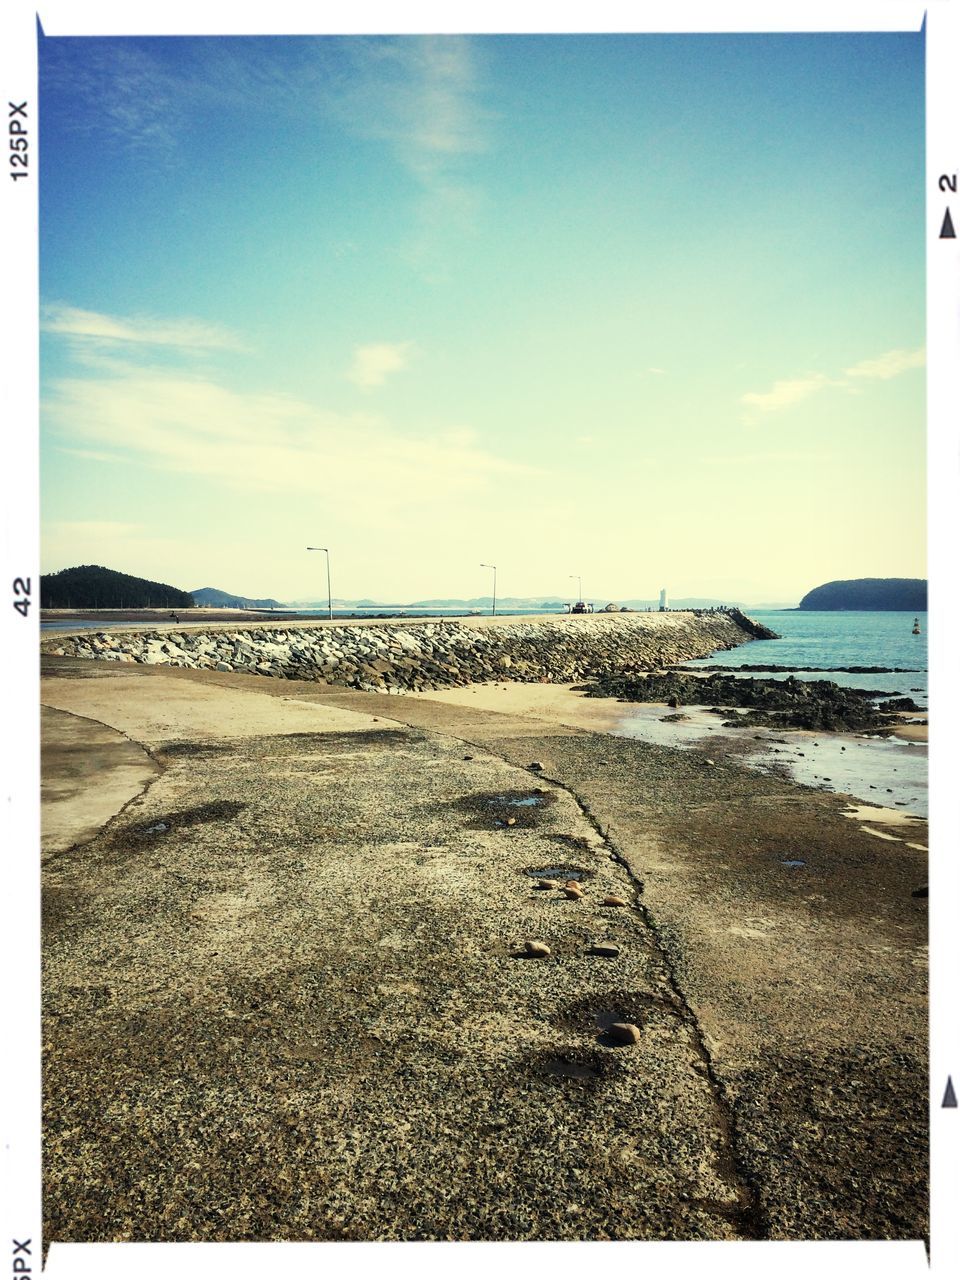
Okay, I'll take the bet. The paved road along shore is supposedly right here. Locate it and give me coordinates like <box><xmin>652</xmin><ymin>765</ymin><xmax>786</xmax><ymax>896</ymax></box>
<box><xmin>41</xmin><ymin>656</ymin><xmax>927</xmax><ymax>1243</ymax></box>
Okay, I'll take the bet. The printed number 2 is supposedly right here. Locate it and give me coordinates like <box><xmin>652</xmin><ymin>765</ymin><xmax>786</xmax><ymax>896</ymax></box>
<box><xmin>13</xmin><ymin>576</ymin><xmax>31</xmax><ymax>616</ymax></box>
<box><xmin>939</xmin><ymin>174</ymin><xmax>957</xmax><ymax>193</ymax></box>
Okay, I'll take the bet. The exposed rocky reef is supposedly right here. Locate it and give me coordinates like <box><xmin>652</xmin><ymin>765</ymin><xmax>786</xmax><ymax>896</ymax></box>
<box><xmin>573</xmin><ymin>671</ymin><xmax>923</xmax><ymax>733</ymax></box>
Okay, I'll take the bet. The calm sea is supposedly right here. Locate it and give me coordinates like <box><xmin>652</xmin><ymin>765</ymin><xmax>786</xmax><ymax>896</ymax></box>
<box><xmin>617</xmin><ymin>609</ymin><xmax>930</xmax><ymax>816</ymax></box>
<box><xmin>685</xmin><ymin>610</ymin><xmax>928</xmax><ymax>709</ymax></box>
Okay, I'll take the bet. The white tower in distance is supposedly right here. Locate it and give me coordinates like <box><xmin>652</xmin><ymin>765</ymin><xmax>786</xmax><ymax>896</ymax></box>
<box><xmin>659</xmin><ymin>588</ymin><xmax>667</xmax><ymax>611</ymax></box>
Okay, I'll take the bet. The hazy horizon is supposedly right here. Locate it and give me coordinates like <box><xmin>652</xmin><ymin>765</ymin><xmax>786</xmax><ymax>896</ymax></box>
<box><xmin>40</xmin><ymin>31</ymin><xmax>925</xmax><ymax>604</ymax></box>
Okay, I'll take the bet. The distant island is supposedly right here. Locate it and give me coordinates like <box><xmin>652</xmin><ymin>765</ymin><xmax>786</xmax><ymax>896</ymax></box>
<box><xmin>41</xmin><ymin>565</ymin><xmax>195</xmax><ymax>610</ymax></box>
<box><xmin>192</xmin><ymin>586</ymin><xmax>283</xmax><ymax>609</ymax></box>
<box><xmin>798</xmin><ymin>578</ymin><xmax>927</xmax><ymax>611</ymax></box>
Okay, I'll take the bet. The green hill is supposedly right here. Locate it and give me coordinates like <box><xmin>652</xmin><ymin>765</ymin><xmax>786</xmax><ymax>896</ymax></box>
<box><xmin>798</xmin><ymin>578</ymin><xmax>927</xmax><ymax>611</ymax></box>
<box><xmin>41</xmin><ymin>565</ymin><xmax>195</xmax><ymax>609</ymax></box>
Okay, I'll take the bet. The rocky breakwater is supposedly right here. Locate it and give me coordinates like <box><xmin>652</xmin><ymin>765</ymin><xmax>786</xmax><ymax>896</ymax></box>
<box><xmin>40</xmin><ymin>610</ymin><xmax>772</xmax><ymax>694</ymax></box>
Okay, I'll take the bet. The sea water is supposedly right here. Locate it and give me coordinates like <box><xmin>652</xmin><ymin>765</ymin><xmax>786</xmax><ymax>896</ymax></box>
<box><xmin>617</xmin><ymin>610</ymin><xmax>928</xmax><ymax>817</ymax></box>
<box><xmin>685</xmin><ymin>610</ymin><xmax>928</xmax><ymax>708</ymax></box>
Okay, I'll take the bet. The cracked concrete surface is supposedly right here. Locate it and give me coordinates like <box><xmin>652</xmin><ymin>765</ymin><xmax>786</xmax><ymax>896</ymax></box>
<box><xmin>41</xmin><ymin>657</ymin><xmax>927</xmax><ymax>1243</ymax></box>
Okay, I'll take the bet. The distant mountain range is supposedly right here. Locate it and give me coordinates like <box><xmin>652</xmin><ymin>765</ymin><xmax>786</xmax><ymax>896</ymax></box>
<box><xmin>798</xmin><ymin>578</ymin><xmax>927</xmax><ymax>611</ymax></box>
<box><xmin>192</xmin><ymin>586</ymin><xmax>283</xmax><ymax>609</ymax></box>
<box><xmin>41</xmin><ymin>567</ymin><xmax>802</xmax><ymax>614</ymax></box>
<box><xmin>288</xmin><ymin>595</ymin><xmax>762</xmax><ymax>611</ymax></box>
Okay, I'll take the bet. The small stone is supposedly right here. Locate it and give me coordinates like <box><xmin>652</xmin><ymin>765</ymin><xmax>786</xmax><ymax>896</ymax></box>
<box><xmin>536</xmin><ymin>879</ymin><xmax>559</xmax><ymax>890</ymax></box>
<box><xmin>704</xmin><ymin>759</ymin><xmax>715</xmax><ymax>767</ymax></box>
<box><xmin>504</xmin><ymin>816</ymin><xmax>517</xmax><ymax>826</ymax></box>
<box><xmin>603</xmin><ymin>895</ymin><xmax>627</xmax><ymax>907</ymax></box>
<box><xmin>563</xmin><ymin>886</ymin><xmax>584</xmax><ymax>900</ymax></box>
<box><xmin>590</xmin><ymin>942</ymin><xmax>621</xmax><ymax>957</ymax></box>
<box><xmin>529</xmin><ymin>761</ymin><xmax>545</xmax><ymax>771</ymax></box>
<box><xmin>523</xmin><ymin>939</ymin><xmax>551</xmax><ymax>957</ymax></box>
<box><xmin>608</xmin><ymin>1022</ymin><xmax>642</xmax><ymax>1045</ymax></box>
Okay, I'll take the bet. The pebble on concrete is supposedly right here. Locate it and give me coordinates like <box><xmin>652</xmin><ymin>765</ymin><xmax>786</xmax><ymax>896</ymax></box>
<box><xmin>523</xmin><ymin>940</ymin><xmax>552</xmax><ymax>957</ymax></box>
<box><xmin>608</xmin><ymin>1022</ymin><xmax>642</xmax><ymax>1045</ymax></box>
<box><xmin>589</xmin><ymin>942</ymin><xmax>621</xmax><ymax>958</ymax></box>
<box><xmin>602</xmin><ymin>895</ymin><xmax>627</xmax><ymax>907</ymax></box>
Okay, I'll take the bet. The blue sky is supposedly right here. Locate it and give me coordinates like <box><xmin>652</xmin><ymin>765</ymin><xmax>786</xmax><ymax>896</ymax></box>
<box><xmin>39</xmin><ymin>31</ymin><xmax>924</xmax><ymax>604</ymax></box>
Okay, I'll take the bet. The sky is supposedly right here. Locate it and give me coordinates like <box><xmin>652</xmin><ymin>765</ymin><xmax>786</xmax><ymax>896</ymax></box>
<box><xmin>38</xmin><ymin>29</ymin><xmax>925</xmax><ymax>605</ymax></box>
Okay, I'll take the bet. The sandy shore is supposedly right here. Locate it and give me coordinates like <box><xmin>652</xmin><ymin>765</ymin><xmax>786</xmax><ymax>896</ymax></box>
<box><xmin>41</xmin><ymin>655</ymin><xmax>928</xmax><ymax>1244</ymax></box>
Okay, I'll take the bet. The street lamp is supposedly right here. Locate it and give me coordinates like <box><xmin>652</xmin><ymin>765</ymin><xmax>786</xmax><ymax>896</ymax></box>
<box><xmin>306</xmin><ymin>546</ymin><xmax>333</xmax><ymax>620</ymax></box>
<box><xmin>480</xmin><ymin>563</ymin><xmax>497</xmax><ymax>616</ymax></box>
<box><xmin>569</xmin><ymin>574</ymin><xmax>582</xmax><ymax>605</ymax></box>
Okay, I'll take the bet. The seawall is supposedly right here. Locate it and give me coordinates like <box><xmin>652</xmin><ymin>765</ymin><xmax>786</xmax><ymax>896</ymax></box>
<box><xmin>40</xmin><ymin>610</ymin><xmax>774</xmax><ymax>694</ymax></box>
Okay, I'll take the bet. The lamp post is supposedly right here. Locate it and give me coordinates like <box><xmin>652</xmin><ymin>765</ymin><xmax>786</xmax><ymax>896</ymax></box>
<box><xmin>570</xmin><ymin>574</ymin><xmax>582</xmax><ymax>605</ymax></box>
<box><xmin>480</xmin><ymin>563</ymin><xmax>497</xmax><ymax>616</ymax></box>
<box><xmin>306</xmin><ymin>546</ymin><xmax>333</xmax><ymax>620</ymax></box>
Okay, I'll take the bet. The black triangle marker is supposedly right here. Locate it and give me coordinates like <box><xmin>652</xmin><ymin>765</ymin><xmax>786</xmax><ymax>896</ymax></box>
<box><xmin>940</xmin><ymin>208</ymin><xmax>956</xmax><ymax>239</ymax></box>
<box><xmin>944</xmin><ymin>1076</ymin><xmax>958</xmax><ymax>1107</ymax></box>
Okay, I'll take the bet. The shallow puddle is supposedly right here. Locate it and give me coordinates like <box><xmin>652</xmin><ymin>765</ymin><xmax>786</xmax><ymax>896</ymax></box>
<box><xmin>611</xmin><ymin>702</ymin><xmax>927</xmax><ymax>817</ymax></box>
<box><xmin>459</xmin><ymin>789</ymin><xmax>555</xmax><ymax>829</ymax></box>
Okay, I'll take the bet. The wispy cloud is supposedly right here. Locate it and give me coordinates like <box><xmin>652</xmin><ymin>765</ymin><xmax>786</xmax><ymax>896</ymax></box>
<box><xmin>337</xmin><ymin>37</ymin><xmax>490</xmax><ymax>276</ymax></box>
<box><xmin>740</xmin><ymin>373</ymin><xmax>834</xmax><ymax>415</ymax></box>
<box><xmin>339</xmin><ymin>37</ymin><xmax>487</xmax><ymax>166</ymax></box>
<box><xmin>42</xmin><ymin>36</ymin><xmax>490</xmax><ymax>280</ymax></box>
<box><xmin>844</xmin><ymin>347</ymin><xmax>926</xmax><ymax>381</ymax></box>
<box><xmin>43</xmin><ymin>361</ymin><xmax>532</xmax><ymax>519</ymax></box>
<box><xmin>347</xmin><ymin>341</ymin><xmax>414</xmax><ymax>389</ymax></box>
<box><xmin>42</xmin><ymin>303</ymin><xmax>246</xmax><ymax>354</ymax></box>
<box><xmin>41</xmin><ymin>41</ymin><xmax>182</xmax><ymax>152</ymax></box>
<box><xmin>741</xmin><ymin>347</ymin><xmax>924</xmax><ymax>419</ymax></box>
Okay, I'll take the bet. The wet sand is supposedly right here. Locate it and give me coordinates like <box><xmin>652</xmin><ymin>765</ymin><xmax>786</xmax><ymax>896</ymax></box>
<box><xmin>41</xmin><ymin>656</ymin><xmax>928</xmax><ymax>1244</ymax></box>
